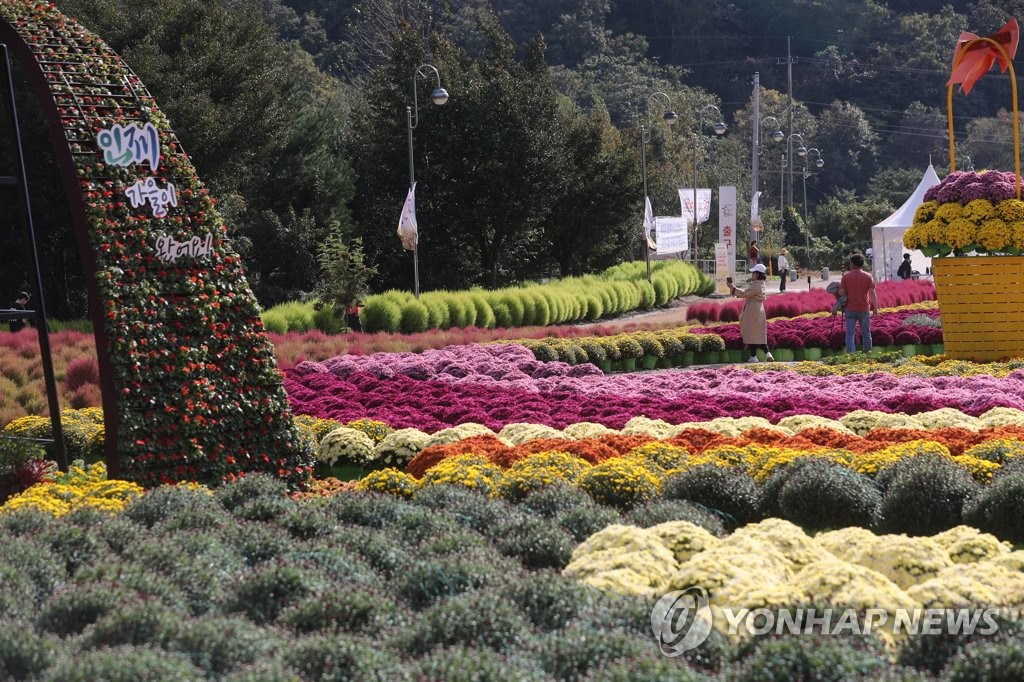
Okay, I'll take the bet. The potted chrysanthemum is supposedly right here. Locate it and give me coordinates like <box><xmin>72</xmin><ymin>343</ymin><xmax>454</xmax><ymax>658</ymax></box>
<box><xmin>903</xmin><ymin>18</ymin><xmax>1024</xmax><ymax>361</ymax></box>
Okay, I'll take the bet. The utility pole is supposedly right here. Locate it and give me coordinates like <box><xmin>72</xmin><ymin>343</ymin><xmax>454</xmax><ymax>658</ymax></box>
<box><xmin>785</xmin><ymin>36</ymin><xmax>795</xmax><ymax>210</ymax></box>
<box><xmin>751</xmin><ymin>72</ymin><xmax>760</xmax><ymax>255</ymax></box>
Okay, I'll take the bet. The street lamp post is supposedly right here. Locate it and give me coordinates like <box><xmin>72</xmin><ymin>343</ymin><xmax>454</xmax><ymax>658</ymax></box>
<box><xmin>406</xmin><ymin>63</ymin><xmax>449</xmax><ymax>298</ymax></box>
<box><xmin>785</xmin><ymin>132</ymin><xmax>807</xmax><ymax>208</ymax></box>
<box><xmin>802</xmin><ymin>148</ymin><xmax>824</xmax><ymax>266</ymax></box>
<box><xmin>640</xmin><ymin>92</ymin><xmax>678</xmax><ymax>280</ymax></box>
<box><xmin>692</xmin><ymin>104</ymin><xmax>726</xmax><ymax>263</ymax></box>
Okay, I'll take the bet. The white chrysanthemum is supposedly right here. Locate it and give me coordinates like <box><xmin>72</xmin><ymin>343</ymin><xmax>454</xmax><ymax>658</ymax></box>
<box><xmin>425</xmin><ymin>422</ymin><xmax>497</xmax><ymax>447</ymax></box>
<box><xmin>648</xmin><ymin>520</ymin><xmax>721</xmax><ymax>563</ymax></box>
<box><xmin>839</xmin><ymin>410</ymin><xmax>894</xmax><ymax>436</ymax></box>
<box><xmin>715</xmin><ymin>581</ymin><xmax>810</xmax><ymax>613</ymax></box>
<box><xmin>698</xmin><ymin>418</ymin><xmax>745</xmax><ymax>437</ymax></box>
<box><xmin>979</xmin><ymin>406</ymin><xmax>1024</xmax><ymax>428</ymax></box>
<box><xmin>986</xmin><ymin>550</ymin><xmax>1024</xmax><ymax>572</ymax></box>
<box><xmin>318</xmin><ymin>427</ymin><xmax>376</xmax><ymax>465</ymax></box>
<box><xmin>864</xmin><ymin>412</ymin><xmax>925</xmax><ymax>432</ymax></box>
<box><xmin>579</xmin><ymin>567</ymin><xmax>659</xmax><ymax>597</ymax></box>
<box><xmin>621</xmin><ymin>416</ymin><xmax>677</xmax><ymax>439</ymax></box>
<box><xmin>561</xmin><ymin>421</ymin><xmax>615</xmax><ymax>439</ymax></box>
<box><xmin>932</xmin><ymin>526</ymin><xmax>1012</xmax><ymax>564</ymax></box>
<box><xmin>776</xmin><ymin>415</ymin><xmax>852</xmax><ymax>434</ymax></box>
<box><xmin>563</xmin><ymin>524</ymin><xmax>678</xmax><ymax>593</ymax></box>
<box><xmin>908</xmin><ymin>563</ymin><xmax>1024</xmax><ymax>609</ymax></box>
<box><xmin>849</xmin><ymin>535</ymin><xmax>954</xmax><ymax>590</ymax></box>
<box><xmin>497</xmin><ymin>422</ymin><xmax>565</xmax><ymax>445</ymax></box>
<box><xmin>814</xmin><ymin>527</ymin><xmax>878</xmax><ymax>562</ymax></box>
<box><xmin>372</xmin><ymin>427</ymin><xmax>430</xmax><ymax>468</ymax></box>
<box><xmin>671</xmin><ymin>544</ymin><xmax>793</xmax><ymax>601</ymax></box>
<box><xmin>913</xmin><ymin>408</ymin><xmax>982</xmax><ymax>431</ymax></box>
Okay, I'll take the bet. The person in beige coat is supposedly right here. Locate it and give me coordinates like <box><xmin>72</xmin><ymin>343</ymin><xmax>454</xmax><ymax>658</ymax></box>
<box><xmin>728</xmin><ymin>264</ymin><xmax>773</xmax><ymax>362</ymax></box>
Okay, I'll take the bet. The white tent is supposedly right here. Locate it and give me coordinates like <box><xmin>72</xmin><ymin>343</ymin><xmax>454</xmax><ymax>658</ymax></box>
<box><xmin>870</xmin><ymin>164</ymin><xmax>940</xmax><ymax>281</ymax></box>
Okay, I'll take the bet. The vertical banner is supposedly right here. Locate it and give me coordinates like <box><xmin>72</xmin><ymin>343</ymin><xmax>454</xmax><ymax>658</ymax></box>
<box><xmin>718</xmin><ymin>186</ymin><xmax>736</xmax><ymax>276</ymax></box>
<box><xmin>679</xmin><ymin>188</ymin><xmax>712</xmax><ymax>226</ymax></box>
<box><xmin>643</xmin><ymin>196</ymin><xmax>656</xmax><ymax>249</ymax></box>
<box><xmin>751</xmin><ymin>190</ymin><xmax>763</xmax><ymax>233</ymax></box>
<box><xmin>397</xmin><ymin>182</ymin><xmax>418</xmax><ymax>250</ymax></box>
<box><xmin>714</xmin><ymin>242</ymin><xmax>730</xmax><ymax>295</ymax></box>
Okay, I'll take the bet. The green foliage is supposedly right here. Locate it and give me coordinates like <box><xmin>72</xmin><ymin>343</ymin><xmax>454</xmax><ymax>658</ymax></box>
<box><xmin>283</xmin><ymin>633</ymin><xmax>407</xmax><ymax>681</ymax></box>
<box><xmin>963</xmin><ymin>473</ymin><xmax>1024</xmax><ymax>544</ymax></box>
<box><xmin>400</xmin><ymin>590</ymin><xmax>532</xmax><ymax>655</ymax></box>
<box><xmin>662</xmin><ymin>464</ymin><xmax>759</xmax><ymax>526</ymax></box>
<box><xmin>360</xmin><ymin>297</ymin><xmax>402</xmax><ymax>333</ymax></box>
<box><xmin>41</xmin><ymin>645</ymin><xmax>206</xmax><ymax>682</ymax></box>
<box><xmin>314</xmin><ymin>235</ymin><xmax>376</xmax><ymax>315</ymax></box>
<box><xmin>398</xmin><ymin>300</ymin><xmax>431</xmax><ymax>334</ymax></box>
<box><xmin>731</xmin><ymin>635</ymin><xmax>888</xmax><ymax>682</ymax></box>
<box><xmin>416</xmin><ymin>644</ymin><xmax>549</xmax><ymax>682</ymax></box>
<box><xmin>624</xmin><ymin>499</ymin><xmax>727</xmax><ymax>536</ymax></box>
<box><xmin>0</xmin><ymin>621</ymin><xmax>60</xmax><ymax>680</ymax></box>
<box><xmin>492</xmin><ymin>515</ymin><xmax>575</xmax><ymax>570</ymax></box>
<box><xmin>877</xmin><ymin>455</ymin><xmax>978</xmax><ymax>535</ymax></box>
<box><xmin>770</xmin><ymin>460</ymin><xmax>882</xmax><ymax>532</ymax></box>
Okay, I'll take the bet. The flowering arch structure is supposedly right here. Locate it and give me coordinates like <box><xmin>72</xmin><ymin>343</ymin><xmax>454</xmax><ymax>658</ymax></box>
<box><xmin>0</xmin><ymin>1</ymin><xmax>312</xmax><ymax>486</ymax></box>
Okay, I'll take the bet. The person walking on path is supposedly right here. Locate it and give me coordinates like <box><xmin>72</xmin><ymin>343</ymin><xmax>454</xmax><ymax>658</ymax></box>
<box><xmin>729</xmin><ymin>264</ymin><xmax>773</xmax><ymax>362</ymax></box>
<box><xmin>747</xmin><ymin>240</ymin><xmax>760</xmax><ymax>270</ymax></box>
<box><xmin>777</xmin><ymin>249</ymin><xmax>789</xmax><ymax>292</ymax></box>
<box><xmin>897</xmin><ymin>253</ymin><xmax>913</xmax><ymax>280</ymax></box>
<box><xmin>8</xmin><ymin>291</ymin><xmax>29</xmax><ymax>333</ymax></box>
<box><xmin>837</xmin><ymin>253</ymin><xmax>878</xmax><ymax>353</ymax></box>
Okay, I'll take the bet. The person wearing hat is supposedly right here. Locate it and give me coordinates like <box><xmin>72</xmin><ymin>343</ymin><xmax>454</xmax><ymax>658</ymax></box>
<box><xmin>777</xmin><ymin>249</ymin><xmax>789</xmax><ymax>292</ymax></box>
<box><xmin>8</xmin><ymin>292</ymin><xmax>30</xmax><ymax>333</ymax></box>
<box><xmin>728</xmin><ymin>264</ymin><xmax>773</xmax><ymax>362</ymax></box>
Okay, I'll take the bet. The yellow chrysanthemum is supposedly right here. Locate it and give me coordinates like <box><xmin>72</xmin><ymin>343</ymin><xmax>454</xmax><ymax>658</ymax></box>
<box><xmin>996</xmin><ymin>197</ymin><xmax>1024</xmax><ymax>222</ymax></box>
<box><xmin>913</xmin><ymin>200</ymin><xmax>939</xmax><ymax>224</ymax></box>
<box><xmin>963</xmin><ymin>198</ymin><xmax>996</xmax><ymax>222</ymax></box>
<box><xmin>945</xmin><ymin>217</ymin><xmax>978</xmax><ymax>249</ymax></box>
<box><xmin>977</xmin><ymin>218</ymin><xmax>1012</xmax><ymax>252</ymax></box>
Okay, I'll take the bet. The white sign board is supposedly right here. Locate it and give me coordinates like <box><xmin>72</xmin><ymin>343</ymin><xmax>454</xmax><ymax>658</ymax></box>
<box><xmin>679</xmin><ymin>188</ymin><xmax>712</xmax><ymax>226</ymax></box>
<box><xmin>654</xmin><ymin>216</ymin><xmax>689</xmax><ymax>254</ymax></box>
<box><xmin>715</xmin><ymin>242</ymin><xmax>730</xmax><ymax>294</ymax></box>
<box><xmin>718</xmin><ymin>185</ymin><xmax>736</xmax><ymax>275</ymax></box>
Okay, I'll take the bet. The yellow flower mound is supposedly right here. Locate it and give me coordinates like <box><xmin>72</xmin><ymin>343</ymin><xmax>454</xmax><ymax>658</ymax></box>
<box><xmin>672</xmin><ymin>542</ymin><xmax>795</xmax><ymax>599</ymax></box>
<box><xmin>496</xmin><ymin>451</ymin><xmax>591</xmax><ymax>501</ymax></box>
<box><xmin>647</xmin><ymin>520</ymin><xmax>720</xmax><ymax>563</ymax></box>
<box><xmin>988</xmin><ymin>550</ymin><xmax>1024</xmax><ymax>572</ymax></box>
<box><xmin>908</xmin><ymin>563</ymin><xmax>1024</xmax><ymax>610</ymax></box>
<box><xmin>849</xmin><ymin>535</ymin><xmax>954</xmax><ymax>590</ymax></box>
<box><xmin>815</xmin><ymin>527</ymin><xmax>878</xmax><ymax>562</ymax></box>
<box><xmin>730</xmin><ymin>518</ymin><xmax>832</xmax><ymax>571</ymax></box>
<box><xmin>794</xmin><ymin>559</ymin><xmax>921</xmax><ymax>614</ymax></box>
<box><xmin>1</xmin><ymin>462</ymin><xmax>143</xmax><ymax>517</ymax></box>
<box><xmin>563</xmin><ymin>524</ymin><xmax>678</xmax><ymax>595</ymax></box>
<box><xmin>627</xmin><ymin>442</ymin><xmax>690</xmax><ymax>472</ymax></box>
<box><xmin>497</xmin><ymin>422</ymin><xmax>564</xmax><ymax>445</ymax></box>
<box><xmin>561</xmin><ymin>421</ymin><xmax>613</xmax><ymax>439</ymax></box>
<box><xmin>356</xmin><ymin>467</ymin><xmax>420</xmax><ymax>499</ymax></box>
<box><xmin>425</xmin><ymin>423</ymin><xmax>498</xmax><ymax>447</ymax></box>
<box><xmin>576</xmin><ymin>457</ymin><xmax>661</xmax><ymax>510</ymax></box>
<box><xmin>932</xmin><ymin>526</ymin><xmax>1011</xmax><ymax>564</ymax></box>
<box><xmin>775</xmin><ymin>415</ymin><xmax>852</xmax><ymax>434</ymax></box>
<box><xmin>621</xmin><ymin>416</ymin><xmax>678</xmax><ymax>439</ymax></box>
<box><xmin>421</xmin><ymin>454</ymin><xmax>503</xmax><ymax>495</ymax></box>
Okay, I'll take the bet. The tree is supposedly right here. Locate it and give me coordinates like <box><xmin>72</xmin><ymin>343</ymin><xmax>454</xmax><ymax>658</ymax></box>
<box><xmin>314</xmin><ymin>234</ymin><xmax>377</xmax><ymax>318</ymax></box>
<box><xmin>814</xmin><ymin>100</ymin><xmax>879</xmax><ymax>197</ymax></box>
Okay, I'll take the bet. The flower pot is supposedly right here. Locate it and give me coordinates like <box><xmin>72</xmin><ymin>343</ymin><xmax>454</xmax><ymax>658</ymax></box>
<box><xmin>610</xmin><ymin>359</ymin><xmax>623</xmax><ymax>372</ymax></box>
<box><xmin>622</xmin><ymin>357</ymin><xmax>638</xmax><ymax>372</ymax></box>
<box><xmin>802</xmin><ymin>347</ymin><xmax>822</xmax><ymax>361</ymax></box>
<box><xmin>727</xmin><ymin>349</ymin><xmax>745</xmax><ymax>363</ymax></box>
<box><xmin>681</xmin><ymin>351</ymin><xmax>695</xmax><ymax>367</ymax></box>
<box><xmin>930</xmin><ymin>343</ymin><xmax>945</xmax><ymax>356</ymax></box>
<box><xmin>933</xmin><ymin>256</ymin><xmax>1024</xmax><ymax>361</ymax></box>
<box><xmin>641</xmin><ymin>354</ymin><xmax>659</xmax><ymax>370</ymax></box>
<box><xmin>902</xmin><ymin>344</ymin><xmax>919</xmax><ymax>357</ymax></box>
<box><xmin>774</xmin><ymin>348</ymin><xmax>795</xmax><ymax>362</ymax></box>
<box><xmin>600</xmin><ymin>359</ymin><xmax>613</xmax><ymax>374</ymax></box>
<box><xmin>657</xmin><ymin>356</ymin><xmax>674</xmax><ymax>369</ymax></box>
<box><xmin>792</xmin><ymin>348</ymin><xmax>806</xmax><ymax>361</ymax></box>
<box><xmin>694</xmin><ymin>351</ymin><xmax>720</xmax><ymax>365</ymax></box>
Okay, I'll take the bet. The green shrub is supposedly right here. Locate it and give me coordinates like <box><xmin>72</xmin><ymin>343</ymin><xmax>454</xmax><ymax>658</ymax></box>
<box><xmin>501</xmin><ymin>570</ymin><xmax>598</xmax><ymax>631</ymax></box>
<box><xmin>215</xmin><ymin>474</ymin><xmax>288</xmax><ymax>512</ymax></box>
<box><xmin>312</xmin><ymin>301</ymin><xmax>346</xmax><ymax>333</ymax></box>
<box><xmin>963</xmin><ymin>473</ymin><xmax>1024</xmax><ymax>543</ymax></box>
<box><xmin>415</xmin><ymin>527</ymin><xmax>489</xmax><ymax>557</ymax></box>
<box><xmin>400</xmin><ymin>591</ymin><xmax>532</xmax><ymax>655</ymax></box>
<box><xmin>0</xmin><ymin>535</ymin><xmax>65</xmax><ymax>607</ymax></box>
<box><xmin>124</xmin><ymin>485</ymin><xmax>222</xmax><ymax>528</ymax></box>
<box><xmin>624</xmin><ymin>499</ymin><xmax>727</xmax><ymax>536</ymax></box>
<box><xmin>219</xmin><ymin>521</ymin><xmax>292</xmax><ymax>565</ymax></box>
<box><xmin>333</xmin><ymin>525</ymin><xmax>409</xmax><ymax>576</ymax></box>
<box><xmin>941</xmin><ymin>640</ymin><xmax>1024</xmax><ymax>681</ymax></box>
<box><xmin>222</xmin><ymin>562</ymin><xmax>321</xmax><ymax>624</ymax></box>
<box><xmin>326</xmin><ymin>489</ymin><xmax>409</xmax><ymax>528</ymax></box>
<box><xmin>0</xmin><ymin>506</ymin><xmax>54</xmax><ymax>536</ymax></box>
<box><xmin>697</xmin><ymin>333</ymin><xmax>726</xmax><ymax>352</ymax></box>
<box><xmin>0</xmin><ymin>621</ymin><xmax>60</xmax><ymax>680</ymax></box>
<box><xmin>416</xmin><ymin>645</ymin><xmax>548</xmax><ymax>682</ymax></box>
<box><xmin>493</xmin><ymin>515</ymin><xmax>575</xmax><ymax>570</ymax></box>
<box><xmin>521</xmin><ymin>482</ymin><xmax>596</xmax><ymax>518</ymax></box>
<box><xmin>529</xmin><ymin>290</ymin><xmax>552</xmax><ymax>326</ymax></box>
<box><xmin>773</xmin><ymin>460</ymin><xmax>881</xmax><ymax>532</ymax></box>
<box><xmin>398</xmin><ymin>300</ymin><xmax>430</xmax><ymax>334</ymax></box>
<box><xmin>283</xmin><ymin>634</ymin><xmax>407</xmax><ymax>681</ymax></box>
<box><xmin>157</xmin><ymin>504</ymin><xmax>233</xmax><ymax>532</ymax></box>
<box><xmin>492</xmin><ymin>301</ymin><xmax>512</xmax><ymax>327</ymax></box>
<box><xmin>260</xmin><ymin>309</ymin><xmax>288</xmax><ymax>333</ymax></box>
<box><xmin>536</xmin><ymin>623</ymin><xmax>652</xmax><ymax>680</ymax></box>
<box><xmin>42</xmin><ymin>645</ymin><xmax>205</xmax><ymax>682</ymax></box>
<box><xmin>171</xmin><ymin>615</ymin><xmax>280</xmax><ymax>677</ymax></box>
<box><xmin>422</xmin><ymin>296</ymin><xmax>450</xmax><ymax>330</ymax></box>
<box><xmin>637</xmin><ymin>280</ymin><xmax>656</xmax><ymax>309</ymax></box>
<box><xmin>663</xmin><ymin>465</ymin><xmax>759</xmax><ymax>527</ymax></box>
<box><xmin>38</xmin><ymin>523</ymin><xmax>109</xmax><ymax>576</ymax></box>
<box><xmin>395</xmin><ymin>551</ymin><xmax>516</xmax><ymax>610</ymax></box>
<box><xmin>554</xmin><ymin>504</ymin><xmax>623</xmax><ymax>542</ymax></box>
<box><xmin>411</xmin><ymin>484</ymin><xmax>517</xmax><ymax>533</ymax></box>
<box><xmin>221</xmin><ymin>660</ymin><xmax>303</xmax><ymax>682</ymax></box>
<box><xmin>467</xmin><ymin>293</ymin><xmax>495</xmax><ymax>328</ymax></box>
<box><xmin>37</xmin><ymin>583</ymin><xmax>133</xmax><ymax>636</ymax></box>
<box><xmin>444</xmin><ymin>294</ymin><xmax>470</xmax><ymax>328</ymax></box>
<box><xmin>498</xmin><ymin>292</ymin><xmax>525</xmax><ymax>327</ymax></box>
<box><xmin>731</xmin><ymin>636</ymin><xmax>888</xmax><ymax>682</ymax></box>
<box><xmin>277</xmin><ymin>585</ymin><xmax>403</xmax><ymax>634</ymax></box>
<box><xmin>877</xmin><ymin>455</ymin><xmax>978</xmax><ymax>535</ymax></box>
<box><xmin>581</xmin><ymin>657</ymin><xmax>710</xmax><ymax>681</ymax></box>
<box><xmin>81</xmin><ymin>600</ymin><xmax>181</xmax><ymax>649</ymax></box>
<box><xmin>897</xmin><ymin>614</ymin><xmax>1023</xmax><ymax>675</ymax></box>
<box><xmin>360</xmin><ymin>297</ymin><xmax>402</xmax><ymax>333</ymax></box>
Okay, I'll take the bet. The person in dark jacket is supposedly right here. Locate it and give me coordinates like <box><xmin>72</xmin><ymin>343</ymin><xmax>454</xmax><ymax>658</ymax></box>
<box><xmin>8</xmin><ymin>292</ymin><xmax>29</xmax><ymax>332</ymax></box>
<box><xmin>897</xmin><ymin>253</ymin><xmax>913</xmax><ymax>280</ymax></box>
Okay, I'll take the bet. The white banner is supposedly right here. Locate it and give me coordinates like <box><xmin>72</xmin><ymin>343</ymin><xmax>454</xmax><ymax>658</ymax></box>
<box><xmin>679</xmin><ymin>188</ymin><xmax>712</xmax><ymax>226</ymax></box>
<box><xmin>751</xmin><ymin>190</ymin><xmax>763</xmax><ymax>232</ymax></box>
<box><xmin>715</xmin><ymin>242</ymin><xmax>730</xmax><ymax>294</ymax></box>
<box><xmin>643</xmin><ymin>196</ymin><xmax>656</xmax><ymax>249</ymax></box>
<box><xmin>397</xmin><ymin>182</ymin><xmax>418</xmax><ymax>251</ymax></box>
<box><xmin>718</xmin><ymin>186</ymin><xmax>736</xmax><ymax>275</ymax></box>
<box><xmin>654</xmin><ymin>216</ymin><xmax>689</xmax><ymax>254</ymax></box>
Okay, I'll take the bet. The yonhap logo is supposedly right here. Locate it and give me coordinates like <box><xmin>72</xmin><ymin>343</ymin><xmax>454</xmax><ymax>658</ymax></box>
<box><xmin>650</xmin><ymin>587</ymin><xmax>713</xmax><ymax>655</ymax></box>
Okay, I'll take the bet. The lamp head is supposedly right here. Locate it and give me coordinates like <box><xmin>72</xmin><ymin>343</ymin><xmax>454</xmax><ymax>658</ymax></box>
<box><xmin>712</xmin><ymin>121</ymin><xmax>726</xmax><ymax>135</ymax></box>
<box><xmin>796</xmin><ymin>145</ymin><xmax>807</xmax><ymax>157</ymax></box>
<box><xmin>431</xmin><ymin>87</ymin><xmax>449</xmax><ymax>106</ymax></box>
<box><xmin>771</xmin><ymin>130</ymin><xmax>784</xmax><ymax>143</ymax></box>
<box><xmin>663</xmin><ymin>110</ymin><xmax>679</xmax><ymax>124</ymax></box>
<box><xmin>815</xmin><ymin>158</ymin><xmax>824</xmax><ymax>169</ymax></box>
